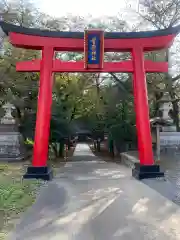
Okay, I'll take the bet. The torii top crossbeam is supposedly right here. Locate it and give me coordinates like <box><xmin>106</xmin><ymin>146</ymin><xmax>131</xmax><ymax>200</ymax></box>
<box><xmin>1</xmin><ymin>21</ymin><xmax>180</xmax><ymax>74</ymax></box>
<box><xmin>1</xmin><ymin>21</ymin><xmax>180</xmax><ymax>51</ymax></box>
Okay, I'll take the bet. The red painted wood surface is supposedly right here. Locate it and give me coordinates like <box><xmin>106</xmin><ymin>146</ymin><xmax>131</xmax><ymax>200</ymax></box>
<box><xmin>132</xmin><ymin>47</ymin><xmax>154</xmax><ymax>165</ymax></box>
<box><xmin>10</xmin><ymin>32</ymin><xmax>175</xmax><ymax>51</ymax></box>
<box><xmin>16</xmin><ymin>60</ymin><xmax>168</xmax><ymax>73</ymax></box>
<box><xmin>32</xmin><ymin>47</ymin><xmax>54</xmax><ymax>167</ymax></box>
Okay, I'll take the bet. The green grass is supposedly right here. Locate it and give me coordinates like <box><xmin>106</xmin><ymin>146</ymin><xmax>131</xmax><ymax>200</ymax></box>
<box><xmin>0</xmin><ymin>163</ymin><xmax>42</xmax><ymax>239</ymax></box>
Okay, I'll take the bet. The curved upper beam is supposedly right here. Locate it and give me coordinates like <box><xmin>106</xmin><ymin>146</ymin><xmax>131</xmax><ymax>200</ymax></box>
<box><xmin>1</xmin><ymin>21</ymin><xmax>180</xmax><ymax>39</ymax></box>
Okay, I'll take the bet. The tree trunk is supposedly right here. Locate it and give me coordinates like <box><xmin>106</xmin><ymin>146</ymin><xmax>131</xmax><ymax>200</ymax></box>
<box><xmin>109</xmin><ymin>139</ymin><xmax>114</xmax><ymax>158</ymax></box>
<box><xmin>58</xmin><ymin>141</ymin><xmax>65</xmax><ymax>157</ymax></box>
<box><xmin>93</xmin><ymin>140</ymin><xmax>97</xmax><ymax>150</ymax></box>
<box><xmin>97</xmin><ymin>140</ymin><xmax>101</xmax><ymax>152</ymax></box>
<box><xmin>51</xmin><ymin>143</ymin><xmax>58</xmax><ymax>158</ymax></box>
<box><xmin>153</xmin><ymin>92</ymin><xmax>164</xmax><ymax>117</ymax></box>
<box><xmin>168</xmin><ymin>82</ymin><xmax>180</xmax><ymax>132</ymax></box>
<box><xmin>15</xmin><ymin>106</ymin><xmax>22</xmax><ymax>120</ymax></box>
<box><xmin>67</xmin><ymin>137</ymin><xmax>71</xmax><ymax>150</ymax></box>
<box><xmin>170</xmin><ymin>95</ymin><xmax>180</xmax><ymax>131</ymax></box>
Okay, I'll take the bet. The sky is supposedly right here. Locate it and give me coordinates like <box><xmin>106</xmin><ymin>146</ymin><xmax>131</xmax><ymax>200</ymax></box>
<box><xmin>37</xmin><ymin>0</ymin><xmax>180</xmax><ymax>76</ymax></box>
<box><xmin>38</xmin><ymin>0</ymin><xmax>139</xmax><ymax>18</ymax></box>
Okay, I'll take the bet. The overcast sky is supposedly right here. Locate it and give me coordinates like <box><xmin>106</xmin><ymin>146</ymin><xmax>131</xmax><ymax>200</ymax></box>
<box><xmin>38</xmin><ymin>0</ymin><xmax>139</xmax><ymax>18</ymax></box>
<box><xmin>37</xmin><ymin>0</ymin><xmax>179</xmax><ymax>76</ymax></box>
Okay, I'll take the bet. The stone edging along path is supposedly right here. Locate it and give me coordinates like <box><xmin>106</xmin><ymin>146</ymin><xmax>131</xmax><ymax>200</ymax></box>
<box><xmin>120</xmin><ymin>152</ymin><xmax>138</xmax><ymax>169</ymax></box>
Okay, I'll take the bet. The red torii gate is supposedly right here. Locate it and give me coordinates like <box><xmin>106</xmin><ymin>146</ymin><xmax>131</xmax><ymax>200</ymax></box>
<box><xmin>0</xmin><ymin>21</ymin><xmax>179</xmax><ymax>180</ymax></box>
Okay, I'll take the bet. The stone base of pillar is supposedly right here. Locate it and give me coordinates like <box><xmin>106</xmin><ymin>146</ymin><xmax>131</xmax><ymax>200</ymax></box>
<box><xmin>132</xmin><ymin>163</ymin><xmax>164</xmax><ymax>180</ymax></box>
<box><xmin>23</xmin><ymin>166</ymin><xmax>53</xmax><ymax>181</ymax></box>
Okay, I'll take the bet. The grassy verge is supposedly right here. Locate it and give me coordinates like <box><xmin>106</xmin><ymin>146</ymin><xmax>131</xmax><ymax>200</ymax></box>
<box><xmin>0</xmin><ymin>146</ymin><xmax>75</xmax><ymax>240</ymax></box>
<box><xmin>0</xmin><ymin>161</ymin><xmax>41</xmax><ymax>239</ymax></box>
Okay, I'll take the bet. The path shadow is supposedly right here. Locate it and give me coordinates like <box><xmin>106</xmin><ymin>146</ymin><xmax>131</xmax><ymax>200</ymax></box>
<box><xmin>8</xmin><ymin>181</ymin><xmax>68</xmax><ymax>239</ymax></box>
<box><xmin>9</xmin><ymin>181</ymin><xmax>180</xmax><ymax>240</ymax></box>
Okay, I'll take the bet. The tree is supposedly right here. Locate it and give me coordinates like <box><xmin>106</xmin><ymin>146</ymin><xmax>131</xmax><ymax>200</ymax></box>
<box><xmin>135</xmin><ymin>0</ymin><xmax>180</xmax><ymax>130</ymax></box>
<box><xmin>0</xmin><ymin>1</ymin><xmax>139</xmax><ymax>157</ymax></box>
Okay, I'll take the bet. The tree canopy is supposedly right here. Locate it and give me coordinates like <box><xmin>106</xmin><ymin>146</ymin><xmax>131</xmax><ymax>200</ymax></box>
<box><xmin>1</xmin><ymin>0</ymin><xmax>180</xmax><ymax>157</ymax></box>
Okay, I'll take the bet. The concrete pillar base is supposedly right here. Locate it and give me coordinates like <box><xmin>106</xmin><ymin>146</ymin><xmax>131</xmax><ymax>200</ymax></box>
<box><xmin>132</xmin><ymin>163</ymin><xmax>164</xmax><ymax>180</ymax></box>
<box><xmin>23</xmin><ymin>166</ymin><xmax>53</xmax><ymax>181</ymax></box>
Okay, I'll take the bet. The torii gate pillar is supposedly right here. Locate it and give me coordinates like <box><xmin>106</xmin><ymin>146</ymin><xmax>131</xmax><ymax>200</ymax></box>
<box><xmin>24</xmin><ymin>47</ymin><xmax>54</xmax><ymax>180</ymax></box>
<box><xmin>132</xmin><ymin>47</ymin><xmax>159</xmax><ymax>179</ymax></box>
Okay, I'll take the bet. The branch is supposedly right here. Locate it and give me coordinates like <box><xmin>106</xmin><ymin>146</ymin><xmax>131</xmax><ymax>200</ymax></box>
<box><xmin>169</xmin><ymin>3</ymin><xmax>179</xmax><ymax>27</ymax></box>
<box><xmin>1</xmin><ymin>0</ymin><xmax>9</xmax><ymax>10</ymax></box>
<box><xmin>109</xmin><ymin>73</ymin><xmax>130</xmax><ymax>94</ymax></box>
<box><xmin>172</xmin><ymin>74</ymin><xmax>180</xmax><ymax>82</ymax></box>
<box><xmin>137</xmin><ymin>12</ymin><xmax>162</xmax><ymax>30</ymax></box>
<box><xmin>161</xmin><ymin>1</ymin><xmax>175</xmax><ymax>17</ymax></box>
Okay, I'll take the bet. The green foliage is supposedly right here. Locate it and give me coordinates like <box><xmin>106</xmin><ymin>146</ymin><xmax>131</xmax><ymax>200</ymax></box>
<box><xmin>0</xmin><ymin>163</ymin><xmax>41</xmax><ymax>239</ymax></box>
<box><xmin>0</xmin><ymin>180</ymin><xmax>37</xmax><ymax>216</ymax></box>
<box><xmin>0</xmin><ymin>165</ymin><xmax>40</xmax><ymax>216</ymax></box>
<box><xmin>110</xmin><ymin>122</ymin><xmax>136</xmax><ymax>143</ymax></box>
<box><xmin>138</xmin><ymin>0</ymin><xmax>180</xmax><ymax>131</ymax></box>
<box><xmin>24</xmin><ymin>138</ymin><xmax>34</xmax><ymax>145</ymax></box>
